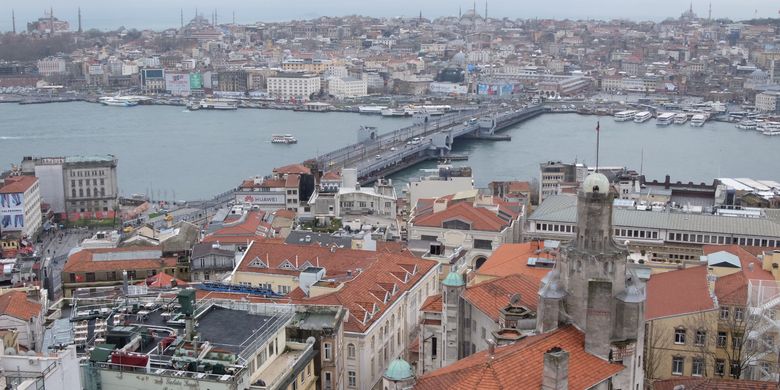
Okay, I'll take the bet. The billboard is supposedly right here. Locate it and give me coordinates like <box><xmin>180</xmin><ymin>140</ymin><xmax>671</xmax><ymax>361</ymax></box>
<box><xmin>189</xmin><ymin>73</ymin><xmax>203</xmax><ymax>89</ymax></box>
<box><xmin>165</xmin><ymin>73</ymin><xmax>191</xmax><ymax>96</ymax></box>
<box><xmin>236</xmin><ymin>193</ymin><xmax>286</xmax><ymax>207</ymax></box>
<box><xmin>0</xmin><ymin>193</ymin><xmax>24</xmax><ymax>231</ymax></box>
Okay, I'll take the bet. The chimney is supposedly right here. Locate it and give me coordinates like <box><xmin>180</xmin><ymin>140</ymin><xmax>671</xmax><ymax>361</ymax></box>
<box><xmin>541</xmin><ymin>347</ymin><xmax>569</xmax><ymax>390</ymax></box>
<box><xmin>664</xmin><ymin>175</ymin><xmax>670</xmax><ymax>190</ymax></box>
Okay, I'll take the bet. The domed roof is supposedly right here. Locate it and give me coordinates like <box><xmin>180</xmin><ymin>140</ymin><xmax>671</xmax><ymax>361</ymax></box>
<box><xmin>583</xmin><ymin>173</ymin><xmax>610</xmax><ymax>194</ymax></box>
<box><xmin>452</xmin><ymin>51</ymin><xmax>466</xmax><ymax>65</ymax></box>
<box><xmin>442</xmin><ymin>272</ymin><xmax>465</xmax><ymax>287</ymax></box>
<box><xmin>384</xmin><ymin>358</ymin><xmax>414</xmax><ymax>381</ymax></box>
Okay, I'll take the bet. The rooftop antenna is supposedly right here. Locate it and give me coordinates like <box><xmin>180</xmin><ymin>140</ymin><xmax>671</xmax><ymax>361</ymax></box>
<box><xmin>595</xmin><ymin>121</ymin><xmax>600</xmax><ymax>172</ymax></box>
<box><xmin>78</xmin><ymin>7</ymin><xmax>82</xmax><ymax>33</ymax></box>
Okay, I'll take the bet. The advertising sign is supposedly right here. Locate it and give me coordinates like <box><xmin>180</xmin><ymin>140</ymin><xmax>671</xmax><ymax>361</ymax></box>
<box><xmin>189</xmin><ymin>73</ymin><xmax>203</xmax><ymax>89</ymax></box>
<box><xmin>235</xmin><ymin>193</ymin><xmax>286</xmax><ymax>206</ymax></box>
<box><xmin>0</xmin><ymin>193</ymin><xmax>24</xmax><ymax>231</ymax></box>
<box><xmin>165</xmin><ymin>73</ymin><xmax>191</xmax><ymax>96</ymax></box>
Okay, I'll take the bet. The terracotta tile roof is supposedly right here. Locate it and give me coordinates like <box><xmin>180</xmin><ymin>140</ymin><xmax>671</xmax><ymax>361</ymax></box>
<box><xmin>272</xmin><ymin>209</ymin><xmax>296</xmax><ymax>220</ymax></box>
<box><xmin>236</xmin><ymin>241</ymin><xmax>379</xmax><ymax>278</ymax></box>
<box><xmin>286</xmin><ymin>252</ymin><xmax>438</xmax><ymax>333</ymax></box>
<box><xmin>414</xmin><ymin>325</ymin><xmax>624</xmax><ymax>390</ymax></box>
<box><xmin>703</xmin><ymin>245</ymin><xmax>774</xmax><ymax>306</ymax></box>
<box><xmin>413</xmin><ymin>201</ymin><xmax>511</xmax><ymax>232</ymax></box>
<box><xmin>476</xmin><ymin>242</ymin><xmax>555</xmax><ymax>283</ymax></box>
<box><xmin>63</xmin><ymin>246</ymin><xmax>178</xmax><ymax>273</ymax></box>
<box><xmin>285</xmin><ymin>174</ymin><xmax>300</xmax><ymax>188</ymax></box>
<box><xmin>652</xmin><ymin>377</ymin><xmax>780</xmax><ymax>390</ymax></box>
<box><xmin>321</xmin><ymin>171</ymin><xmax>341</xmax><ymax>181</ymax></box>
<box><xmin>703</xmin><ymin>245</ymin><xmax>772</xmax><ymax>275</ymax></box>
<box><xmin>646</xmin><ymin>266</ymin><xmax>716</xmax><ymax>320</ymax></box>
<box><xmin>0</xmin><ymin>176</ymin><xmax>37</xmax><ymax>193</ymax></box>
<box><xmin>462</xmin><ymin>274</ymin><xmax>540</xmax><ymax>322</ymax></box>
<box><xmin>136</xmin><ymin>272</ymin><xmax>188</xmax><ymax>288</ymax></box>
<box><xmin>207</xmin><ymin>211</ymin><xmax>265</xmax><ymax>238</ymax></box>
<box><xmin>273</xmin><ymin>163</ymin><xmax>311</xmax><ymax>175</ymax></box>
<box><xmin>420</xmin><ymin>295</ymin><xmax>442</xmax><ymax>312</ymax></box>
<box><xmin>0</xmin><ymin>291</ymin><xmax>42</xmax><ymax>321</ymax></box>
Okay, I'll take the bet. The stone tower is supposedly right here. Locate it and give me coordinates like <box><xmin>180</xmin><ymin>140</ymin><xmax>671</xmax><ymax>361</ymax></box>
<box><xmin>441</xmin><ymin>272</ymin><xmax>465</xmax><ymax>365</ymax></box>
<box><xmin>536</xmin><ymin>173</ymin><xmax>645</xmax><ymax>389</ymax></box>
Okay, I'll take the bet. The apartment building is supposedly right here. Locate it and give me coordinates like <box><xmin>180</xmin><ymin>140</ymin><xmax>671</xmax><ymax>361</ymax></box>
<box><xmin>267</xmin><ymin>73</ymin><xmax>321</xmax><ymax>101</ymax></box>
<box><xmin>62</xmin><ymin>155</ymin><xmax>119</xmax><ymax>221</ymax></box>
<box><xmin>0</xmin><ymin>175</ymin><xmax>42</xmax><ymax>239</ymax></box>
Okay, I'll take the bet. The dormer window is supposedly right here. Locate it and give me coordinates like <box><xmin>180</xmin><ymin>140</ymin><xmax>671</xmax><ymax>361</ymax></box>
<box><xmin>248</xmin><ymin>257</ymin><xmax>268</xmax><ymax>268</ymax></box>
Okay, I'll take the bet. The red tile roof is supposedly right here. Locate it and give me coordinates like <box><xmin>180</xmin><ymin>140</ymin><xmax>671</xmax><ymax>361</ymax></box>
<box><xmin>420</xmin><ymin>295</ymin><xmax>442</xmax><ymax>313</ymax></box>
<box><xmin>462</xmin><ymin>274</ymin><xmax>540</xmax><ymax>322</ymax></box>
<box><xmin>0</xmin><ymin>176</ymin><xmax>37</xmax><ymax>193</ymax></box>
<box><xmin>207</xmin><ymin>211</ymin><xmax>265</xmax><ymax>238</ymax></box>
<box><xmin>413</xmin><ymin>201</ymin><xmax>512</xmax><ymax>232</ymax></box>
<box><xmin>476</xmin><ymin>242</ymin><xmax>555</xmax><ymax>283</ymax></box>
<box><xmin>136</xmin><ymin>272</ymin><xmax>188</xmax><ymax>288</ymax></box>
<box><xmin>285</xmin><ymin>174</ymin><xmax>300</xmax><ymax>188</ymax></box>
<box><xmin>0</xmin><ymin>291</ymin><xmax>42</xmax><ymax>321</ymax></box>
<box><xmin>704</xmin><ymin>245</ymin><xmax>775</xmax><ymax>306</ymax></box>
<box><xmin>286</xmin><ymin>252</ymin><xmax>438</xmax><ymax>333</ymax></box>
<box><xmin>414</xmin><ymin>325</ymin><xmax>624</xmax><ymax>390</ymax></box>
<box><xmin>646</xmin><ymin>266</ymin><xmax>716</xmax><ymax>320</ymax></box>
<box><xmin>652</xmin><ymin>377</ymin><xmax>779</xmax><ymax>390</ymax></box>
<box><xmin>236</xmin><ymin>241</ymin><xmax>379</xmax><ymax>278</ymax></box>
<box><xmin>273</xmin><ymin>163</ymin><xmax>311</xmax><ymax>175</ymax></box>
<box><xmin>272</xmin><ymin>209</ymin><xmax>296</xmax><ymax>220</ymax></box>
<box><xmin>64</xmin><ymin>246</ymin><xmax>177</xmax><ymax>273</ymax></box>
<box><xmin>321</xmin><ymin>171</ymin><xmax>341</xmax><ymax>181</ymax></box>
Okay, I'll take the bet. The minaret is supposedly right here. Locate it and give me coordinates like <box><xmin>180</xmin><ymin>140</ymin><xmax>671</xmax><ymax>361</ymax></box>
<box><xmin>11</xmin><ymin>9</ymin><xmax>15</xmax><ymax>34</ymax></box>
<box><xmin>484</xmin><ymin>0</ymin><xmax>488</xmax><ymax>20</ymax></box>
<box><xmin>458</xmin><ymin>5</ymin><xmax>461</xmax><ymax>18</ymax></box>
<box><xmin>78</xmin><ymin>7</ymin><xmax>82</xmax><ymax>34</ymax></box>
<box><xmin>49</xmin><ymin>7</ymin><xmax>54</xmax><ymax>35</ymax></box>
<box><xmin>180</xmin><ymin>8</ymin><xmax>184</xmax><ymax>29</ymax></box>
<box><xmin>708</xmin><ymin>2</ymin><xmax>712</xmax><ymax>20</ymax></box>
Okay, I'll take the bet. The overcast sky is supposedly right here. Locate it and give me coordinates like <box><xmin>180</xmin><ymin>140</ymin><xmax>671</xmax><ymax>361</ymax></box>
<box><xmin>1</xmin><ymin>0</ymin><xmax>779</xmax><ymax>32</ymax></box>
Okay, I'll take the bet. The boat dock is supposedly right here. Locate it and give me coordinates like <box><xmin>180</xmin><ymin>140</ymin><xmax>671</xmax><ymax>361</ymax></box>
<box><xmin>314</xmin><ymin>105</ymin><xmax>546</xmax><ymax>184</ymax></box>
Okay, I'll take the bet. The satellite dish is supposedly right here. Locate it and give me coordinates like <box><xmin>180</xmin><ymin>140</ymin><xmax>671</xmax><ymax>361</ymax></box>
<box><xmin>509</xmin><ymin>293</ymin><xmax>522</xmax><ymax>306</ymax></box>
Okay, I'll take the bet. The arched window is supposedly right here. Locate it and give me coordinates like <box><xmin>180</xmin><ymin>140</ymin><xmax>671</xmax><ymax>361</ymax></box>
<box><xmin>347</xmin><ymin>343</ymin><xmax>356</xmax><ymax>359</ymax></box>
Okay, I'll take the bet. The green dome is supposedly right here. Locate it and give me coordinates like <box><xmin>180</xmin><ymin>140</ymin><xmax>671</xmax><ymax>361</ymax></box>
<box><xmin>442</xmin><ymin>272</ymin><xmax>464</xmax><ymax>287</ymax></box>
<box><xmin>384</xmin><ymin>358</ymin><xmax>414</xmax><ymax>381</ymax></box>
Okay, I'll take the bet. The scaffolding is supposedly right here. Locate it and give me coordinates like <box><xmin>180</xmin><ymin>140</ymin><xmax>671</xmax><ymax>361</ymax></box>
<box><xmin>746</xmin><ymin>278</ymin><xmax>780</xmax><ymax>382</ymax></box>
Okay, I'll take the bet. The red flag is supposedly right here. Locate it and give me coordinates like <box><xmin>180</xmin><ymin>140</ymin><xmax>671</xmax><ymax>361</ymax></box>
<box><xmin>596</xmin><ymin>121</ymin><xmax>600</xmax><ymax>132</ymax></box>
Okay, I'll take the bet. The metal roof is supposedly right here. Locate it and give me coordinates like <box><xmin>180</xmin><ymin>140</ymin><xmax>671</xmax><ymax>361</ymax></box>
<box><xmin>530</xmin><ymin>195</ymin><xmax>780</xmax><ymax>238</ymax></box>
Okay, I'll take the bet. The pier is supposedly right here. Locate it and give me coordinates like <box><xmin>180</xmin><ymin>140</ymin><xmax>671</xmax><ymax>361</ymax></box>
<box><xmin>314</xmin><ymin>105</ymin><xmax>547</xmax><ymax>184</ymax></box>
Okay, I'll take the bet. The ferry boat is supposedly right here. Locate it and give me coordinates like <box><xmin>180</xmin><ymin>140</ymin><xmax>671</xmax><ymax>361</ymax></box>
<box><xmin>381</xmin><ymin>108</ymin><xmax>408</xmax><ymax>117</ymax></box>
<box><xmin>689</xmin><ymin>114</ymin><xmax>707</xmax><ymax>127</ymax></box>
<box><xmin>759</xmin><ymin>121</ymin><xmax>780</xmax><ymax>136</ymax></box>
<box><xmin>271</xmin><ymin>134</ymin><xmax>298</xmax><ymax>144</ymax></box>
<box><xmin>358</xmin><ymin>106</ymin><xmax>387</xmax><ymax>114</ymax></box>
<box><xmin>656</xmin><ymin>112</ymin><xmax>676</xmax><ymax>126</ymax></box>
<box><xmin>99</xmin><ymin>96</ymin><xmax>139</xmax><ymax>107</ymax></box>
<box><xmin>420</xmin><ymin>105</ymin><xmax>452</xmax><ymax>115</ymax></box>
<box><xmin>613</xmin><ymin>110</ymin><xmax>637</xmax><ymax>122</ymax></box>
<box><xmin>673</xmin><ymin>113</ymin><xmax>688</xmax><ymax>125</ymax></box>
<box><xmin>633</xmin><ymin>111</ymin><xmax>652</xmax><ymax>123</ymax></box>
<box><xmin>736</xmin><ymin>120</ymin><xmax>756</xmax><ymax>130</ymax></box>
<box><xmin>199</xmin><ymin>98</ymin><xmax>238</xmax><ymax>110</ymax></box>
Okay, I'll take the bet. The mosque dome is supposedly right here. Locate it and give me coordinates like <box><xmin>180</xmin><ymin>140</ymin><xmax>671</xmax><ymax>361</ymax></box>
<box><xmin>384</xmin><ymin>358</ymin><xmax>414</xmax><ymax>381</ymax></box>
<box><xmin>583</xmin><ymin>173</ymin><xmax>610</xmax><ymax>194</ymax></box>
<box><xmin>442</xmin><ymin>272</ymin><xmax>465</xmax><ymax>287</ymax></box>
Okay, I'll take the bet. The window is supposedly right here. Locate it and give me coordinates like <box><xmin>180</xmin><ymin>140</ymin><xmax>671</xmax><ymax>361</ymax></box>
<box><xmin>734</xmin><ymin>307</ymin><xmax>744</xmax><ymax>320</ymax></box>
<box><xmin>323</xmin><ymin>342</ymin><xmax>332</xmax><ymax>360</ymax></box>
<box><xmin>732</xmin><ymin>334</ymin><xmax>743</xmax><ymax>350</ymax></box>
<box><xmin>85</xmin><ymin>273</ymin><xmax>96</xmax><ymax>282</ymax></box>
<box><xmin>720</xmin><ymin>306</ymin><xmax>729</xmax><ymax>320</ymax></box>
<box><xmin>695</xmin><ymin>330</ymin><xmax>706</xmax><ymax>346</ymax></box>
<box><xmin>347</xmin><ymin>343</ymin><xmax>355</xmax><ymax>359</ymax></box>
<box><xmin>672</xmin><ymin>357</ymin><xmax>684</xmax><ymax>375</ymax></box>
<box><xmin>730</xmin><ymin>361</ymin><xmax>740</xmax><ymax>378</ymax></box>
<box><xmin>717</xmin><ymin>332</ymin><xmax>727</xmax><ymax>347</ymax></box>
<box><xmin>347</xmin><ymin>371</ymin><xmax>356</xmax><ymax>388</ymax></box>
<box><xmin>674</xmin><ymin>328</ymin><xmax>686</xmax><ymax>344</ymax></box>
<box><xmin>431</xmin><ymin>336</ymin><xmax>437</xmax><ymax>358</ymax></box>
<box><xmin>473</xmin><ymin>239</ymin><xmax>492</xmax><ymax>250</ymax></box>
<box><xmin>715</xmin><ymin>359</ymin><xmax>725</xmax><ymax>375</ymax></box>
<box><xmin>692</xmin><ymin>358</ymin><xmax>704</xmax><ymax>376</ymax></box>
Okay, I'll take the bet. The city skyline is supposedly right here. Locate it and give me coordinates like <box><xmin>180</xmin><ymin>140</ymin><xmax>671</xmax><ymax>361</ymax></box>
<box><xmin>1</xmin><ymin>0</ymin><xmax>780</xmax><ymax>32</ymax></box>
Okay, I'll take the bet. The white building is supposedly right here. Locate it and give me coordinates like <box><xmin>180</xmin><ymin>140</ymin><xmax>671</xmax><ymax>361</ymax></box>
<box><xmin>407</xmin><ymin>166</ymin><xmax>474</xmax><ymax>208</ymax></box>
<box><xmin>756</xmin><ymin>91</ymin><xmax>780</xmax><ymax>112</ymax></box>
<box><xmin>334</xmin><ymin>170</ymin><xmax>396</xmax><ymax>218</ymax></box>
<box><xmin>0</xmin><ymin>344</ymin><xmax>81</xmax><ymax>390</ymax></box>
<box><xmin>0</xmin><ymin>175</ymin><xmax>42</xmax><ymax>239</ymax></box>
<box><xmin>327</xmin><ymin>76</ymin><xmax>368</xmax><ymax>99</ymax></box>
<box><xmin>267</xmin><ymin>73</ymin><xmax>321</xmax><ymax>101</ymax></box>
<box><xmin>36</xmin><ymin>57</ymin><xmax>67</xmax><ymax>76</ymax></box>
<box><xmin>0</xmin><ymin>290</ymin><xmax>46</xmax><ymax>351</ymax></box>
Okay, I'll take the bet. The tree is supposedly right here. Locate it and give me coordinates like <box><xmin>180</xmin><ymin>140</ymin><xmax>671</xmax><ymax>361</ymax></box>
<box><xmin>717</xmin><ymin>304</ymin><xmax>776</xmax><ymax>380</ymax></box>
<box><xmin>643</xmin><ymin>321</ymin><xmax>672</xmax><ymax>386</ymax></box>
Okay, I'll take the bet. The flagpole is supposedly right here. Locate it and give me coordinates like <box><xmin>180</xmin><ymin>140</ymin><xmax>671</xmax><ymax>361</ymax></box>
<box><xmin>595</xmin><ymin>121</ymin><xmax>600</xmax><ymax>173</ymax></box>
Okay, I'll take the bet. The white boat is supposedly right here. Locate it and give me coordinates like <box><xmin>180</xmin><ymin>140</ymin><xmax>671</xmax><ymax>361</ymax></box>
<box><xmin>673</xmin><ymin>113</ymin><xmax>688</xmax><ymax>124</ymax></box>
<box><xmin>271</xmin><ymin>134</ymin><xmax>298</xmax><ymax>144</ymax></box>
<box><xmin>358</xmin><ymin>106</ymin><xmax>386</xmax><ymax>114</ymax></box>
<box><xmin>690</xmin><ymin>114</ymin><xmax>707</xmax><ymax>127</ymax></box>
<box><xmin>199</xmin><ymin>98</ymin><xmax>238</xmax><ymax>110</ymax></box>
<box><xmin>99</xmin><ymin>96</ymin><xmax>140</xmax><ymax>107</ymax></box>
<box><xmin>614</xmin><ymin>110</ymin><xmax>637</xmax><ymax>122</ymax></box>
<box><xmin>759</xmin><ymin>121</ymin><xmax>780</xmax><ymax>136</ymax></box>
<box><xmin>656</xmin><ymin>112</ymin><xmax>676</xmax><ymax>126</ymax></box>
<box><xmin>633</xmin><ymin>111</ymin><xmax>652</xmax><ymax>123</ymax></box>
<box><xmin>381</xmin><ymin>108</ymin><xmax>408</xmax><ymax>117</ymax></box>
<box><xmin>420</xmin><ymin>105</ymin><xmax>452</xmax><ymax>115</ymax></box>
<box><xmin>736</xmin><ymin>120</ymin><xmax>756</xmax><ymax>130</ymax></box>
